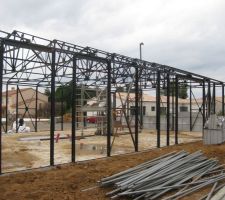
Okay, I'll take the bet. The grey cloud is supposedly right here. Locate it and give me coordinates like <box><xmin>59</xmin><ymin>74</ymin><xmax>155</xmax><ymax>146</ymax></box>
<box><xmin>1</xmin><ymin>0</ymin><xmax>225</xmax><ymax>82</ymax></box>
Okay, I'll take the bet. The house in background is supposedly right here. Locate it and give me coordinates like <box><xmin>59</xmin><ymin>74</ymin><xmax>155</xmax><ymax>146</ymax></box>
<box><xmin>115</xmin><ymin>92</ymin><xmax>201</xmax><ymax>117</ymax></box>
<box><xmin>2</xmin><ymin>87</ymin><xmax>48</xmax><ymax>116</ymax></box>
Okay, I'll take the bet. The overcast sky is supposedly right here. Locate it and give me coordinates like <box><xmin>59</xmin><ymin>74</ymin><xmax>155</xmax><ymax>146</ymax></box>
<box><xmin>1</xmin><ymin>0</ymin><xmax>225</xmax><ymax>83</ymax></box>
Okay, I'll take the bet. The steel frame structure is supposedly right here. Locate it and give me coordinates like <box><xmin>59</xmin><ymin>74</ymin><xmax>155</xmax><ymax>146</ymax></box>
<box><xmin>0</xmin><ymin>30</ymin><xmax>224</xmax><ymax>174</ymax></box>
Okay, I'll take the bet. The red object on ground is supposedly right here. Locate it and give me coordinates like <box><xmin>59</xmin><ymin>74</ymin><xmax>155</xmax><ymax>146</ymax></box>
<box><xmin>55</xmin><ymin>133</ymin><xmax>60</xmax><ymax>143</ymax></box>
<box><xmin>86</xmin><ymin>116</ymin><xmax>97</xmax><ymax>123</ymax></box>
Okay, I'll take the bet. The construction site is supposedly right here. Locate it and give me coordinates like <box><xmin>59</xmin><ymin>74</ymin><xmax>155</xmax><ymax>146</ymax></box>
<box><xmin>1</xmin><ymin>30</ymin><xmax>225</xmax><ymax>200</ymax></box>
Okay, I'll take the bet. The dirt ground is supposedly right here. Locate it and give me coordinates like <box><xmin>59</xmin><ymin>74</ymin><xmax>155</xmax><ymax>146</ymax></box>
<box><xmin>2</xmin><ymin>128</ymin><xmax>201</xmax><ymax>172</ymax></box>
<box><xmin>0</xmin><ymin>141</ymin><xmax>225</xmax><ymax>200</ymax></box>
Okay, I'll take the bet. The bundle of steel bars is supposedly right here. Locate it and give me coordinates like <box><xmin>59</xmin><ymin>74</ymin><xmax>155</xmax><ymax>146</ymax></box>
<box><xmin>99</xmin><ymin>151</ymin><xmax>225</xmax><ymax>199</ymax></box>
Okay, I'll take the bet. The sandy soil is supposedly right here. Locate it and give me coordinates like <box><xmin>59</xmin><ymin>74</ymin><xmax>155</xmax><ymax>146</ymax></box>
<box><xmin>0</xmin><ymin>141</ymin><xmax>224</xmax><ymax>200</ymax></box>
<box><xmin>2</xmin><ymin>128</ymin><xmax>201</xmax><ymax>172</ymax></box>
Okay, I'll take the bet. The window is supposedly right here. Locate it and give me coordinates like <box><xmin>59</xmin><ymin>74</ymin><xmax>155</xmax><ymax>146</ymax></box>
<box><xmin>180</xmin><ymin>106</ymin><xmax>188</xmax><ymax>112</ymax></box>
<box><xmin>151</xmin><ymin>106</ymin><xmax>155</xmax><ymax>111</ymax></box>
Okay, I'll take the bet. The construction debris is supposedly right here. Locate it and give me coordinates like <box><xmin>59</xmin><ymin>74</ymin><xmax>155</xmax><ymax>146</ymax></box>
<box><xmin>99</xmin><ymin>151</ymin><xmax>225</xmax><ymax>199</ymax></box>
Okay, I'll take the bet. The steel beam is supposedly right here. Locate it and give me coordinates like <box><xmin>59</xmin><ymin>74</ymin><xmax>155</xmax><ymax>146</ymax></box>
<box><xmin>156</xmin><ymin>71</ymin><xmax>161</xmax><ymax>148</ymax></box>
<box><xmin>190</xmin><ymin>83</ymin><xmax>192</xmax><ymax>131</ymax></box>
<box><xmin>5</xmin><ymin>84</ymin><xmax>8</xmax><ymax>133</ymax></box>
<box><xmin>175</xmin><ymin>76</ymin><xmax>179</xmax><ymax>144</ymax></box>
<box><xmin>140</xmin><ymin>89</ymin><xmax>143</xmax><ymax>129</ymax></box>
<box><xmin>213</xmin><ymin>83</ymin><xmax>216</xmax><ymax>114</ymax></box>
<box><xmin>222</xmin><ymin>84</ymin><xmax>224</xmax><ymax>116</ymax></box>
<box><xmin>208</xmin><ymin>80</ymin><xmax>211</xmax><ymax>117</ymax></box>
<box><xmin>202</xmin><ymin>80</ymin><xmax>206</xmax><ymax>127</ymax></box>
<box><xmin>166</xmin><ymin>73</ymin><xmax>170</xmax><ymax>146</ymax></box>
<box><xmin>0</xmin><ymin>43</ymin><xmax>4</xmax><ymax>174</ymax></box>
<box><xmin>50</xmin><ymin>50</ymin><xmax>56</xmax><ymax>166</ymax></box>
<box><xmin>61</xmin><ymin>88</ymin><xmax>64</xmax><ymax>131</ymax></box>
<box><xmin>35</xmin><ymin>86</ymin><xmax>38</xmax><ymax>132</ymax></box>
<box><xmin>107</xmin><ymin>60</ymin><xmax>112</xmax><ymax>156</ymax></box>
<box><xmin>71</xmin><ymin>56</ymin><xmax>76</xmax><ymax>162</ymax></box>
<box><xmin>16</xmin><ymin>86</ymin><xmax>19</xmax><ymax>133</ymax></box>
<box><xmin>135</xmin><ymin>64</ymin><xmax>139</xmax><ymax>151</ymax></box>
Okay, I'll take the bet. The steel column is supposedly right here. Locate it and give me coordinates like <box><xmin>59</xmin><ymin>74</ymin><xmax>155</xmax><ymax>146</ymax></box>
<box><xmin>35</xmin><ymin>86</ymin><xmax>38</xmax><ymax>132</ymax></box>
<box><xmin>189</xmin><ymin>83</ymin><xmax>192</xmax><ymax>131</ymax></box>
<box><xmin>107</xmin><ymin>60</ymin><xmax>112</xmax><ymax>156</ymax></box>
<box><xmin>208</xmin><ymin>80</ymin><xmax>211</xmax><ymax>117</ymax></box>
<box><xmin>213</xmin><ymin>83</ymin><xmax>216</xmax><ymax>114</ymax></box>
<box><xmin>156</xmin><ymin>71</ymin><xmax>161</xmax><ymax>148</ymax></box>
<box><xmin>16</xmin><ymin>86</ymin><xmax>19</xmax><ymax>133</ymax></box>
<box><xmin>222</xmin><ymin>84</ymin><xmax>224</xmax><ymax>116</ymax></box>
<box><xmin>172</xmin><ymin>80</ymin><xmax>175</xmax><ymax>131</ymax></box>
<box><xmin>0</xmin><ymin>43</ymin><xmax>4</xmax><ymax>174</ymax></box>
<box><xmin>134</xmin><ymin>64</ymin><xmax>139</xmax><ymax>151</ymax></box>
<box><xmin>71</xmin><ymin>56</ymin><xmax>76</xmax><ymax>162</ymax></box>
<box><xmin>5</xmin><ymin>84</ymin><xmax>8</xmax><ymax>133</ymax></box>
<box><xmin>175</xmin><ymin>76</ymin><xmax>179</xmax><ymax>144</ymax></box>
<box><xmin>61</xmin><ymin>88</ymin><xmax>64</xmax><ymax>131</ymax></box>
<box><xmin>202</xmin><ymin>80</ymin><xmax>206</xmax><ymax>127</ymax></box>
<box><xmin>166</xmin><ymin>73</ymin><xmax>170</xmax><ymax>146</ymax></box>
<box><xmin>112</xmin><ymin>92</ymin><xmax>116</xmax><ymax>135</ymax></box>
<box><xmin>50</xmin><ymin>50</ymin><xmax>56</xmax><ymax>166</ymax></box>
<box><xmin>140</xmin><ymin>89</ymin><xmax>143</xmax><ymax>129</ymax></box>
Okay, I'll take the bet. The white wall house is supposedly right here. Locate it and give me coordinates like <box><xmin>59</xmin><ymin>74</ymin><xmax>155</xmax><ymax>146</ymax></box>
<box><xmin>115</xmin><ymin>93</ymin><xmax>201</xmax><ymax>117</ymax></box>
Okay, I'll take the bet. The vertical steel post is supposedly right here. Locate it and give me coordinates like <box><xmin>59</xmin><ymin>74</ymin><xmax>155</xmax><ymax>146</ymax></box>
<box><xmin>5</xmin><ymin>84</ymin><xmax>8</xmax><ymax>133</ymax></box>
<box><xmin>16</xmin><ymin>86</ymin><xmax>19</xmax><ymax>133</ymax></box>
<box><xmin>208</xmin><ymin>80</ymin><xmax>211</xmax><ymax>117</ymax></box>
<box><xmin>175</xmin><ymin>76</ymin><xmax>179</xmax><ymax>144</ymax></box>
<box><xmin>0</xmin><ymin>43</ymin><xmax>4</xmax><ymax>174</ymax></box>
<box><xmin>213</xmin><ymin>83</ymin><xmax>216</xmax><ymax>114</ymax></box>
<box><xmin>140</xmin><ymin>89</ymin><xmax>143</xmax><ymax>129</ymax></box>
<box><xmin>134</xmin><ymin>63</ymin><xmax>139</xmax><ymax>151</ymax></box>
<box><xmin>202</xmin><ymin>80</ymin><xmax>206</xmax><ymax>127</ymax></box>
<box><xmin>222</xmin><ymin>84</ymin><xmax>224</xmax><ymax>116</ymax></box>
<box><xmin>112</xmin><ymin>92</ymin><xmax>116</xmax><ymax>135</ymax></box>
<box><xmin>189</xmin><ymin>82</ymin><xmax>192</xmax><ymax>131</ymax></box>
<box><xmin>71</xmin><ymin>56</ymin><xmax>76</xmax><ymax>162</ymax></box>
<box><xmin>50</xmin><ymin>50</ymin><xmax>56</xmax><ymax>166</ymax></box>
<box><xmin>166</xmin><ymin>73</ymin><xmax>170</xmax><ymax>146</ymax></box>
<box><xmin>156</xmin><ymin>71</ymin><xmax>161</xmax><ymax>148</ymax></box>
<box><xmin>172</xmin><ymin>79</ymin><xmax>175</xmax><ymax>131</ymax></box>
<box><xmin>107</xmin><ymin>60</ymin><xmax>112</xmax><ymax>156</ymax></box>
<box><xmin>35</xmin><ymin>86</ymin><xmax>38</xmax><ymax>132</ymax></box>
<box><xmin>61</xmin><ymin>88</ymin><xmax>64</xmax><ymax>131</ymax></box>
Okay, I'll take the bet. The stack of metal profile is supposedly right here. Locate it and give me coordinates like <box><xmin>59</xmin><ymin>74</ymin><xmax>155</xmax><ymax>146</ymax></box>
<box><xmin>99</xmin><ymin>151</ymin><xmax>225</xmax><ymax>200</ymax></box>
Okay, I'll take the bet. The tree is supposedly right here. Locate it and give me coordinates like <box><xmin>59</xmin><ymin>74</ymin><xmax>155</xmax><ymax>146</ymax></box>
<box><xmin>161</xmin><ymin>81</ymin><xmax>188</xmax><ymax>99</ymax></box>
<box><xmin>46</xmin><ymin>83</ymin><xmax>97</xmax><ymax>112</ymax></box>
